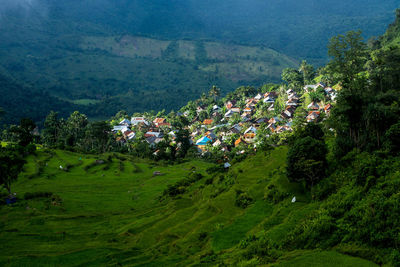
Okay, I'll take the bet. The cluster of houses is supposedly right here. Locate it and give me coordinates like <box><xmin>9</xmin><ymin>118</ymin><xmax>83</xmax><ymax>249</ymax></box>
<box><xmin>111</xmin><ymin>82</ymin><xmax>337</xmax><ymax>156</ymax></box>
<box><xmin>112</xmin><ymin>117</ymin><xmax>170</xmax><ymax>147</ymax></box>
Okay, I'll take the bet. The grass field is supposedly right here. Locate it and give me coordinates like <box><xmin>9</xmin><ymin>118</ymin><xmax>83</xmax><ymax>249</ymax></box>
<box><xmin>0</xmin><ymin>148</ymin><xmax>377</xmax><ymax>266</ymax></box>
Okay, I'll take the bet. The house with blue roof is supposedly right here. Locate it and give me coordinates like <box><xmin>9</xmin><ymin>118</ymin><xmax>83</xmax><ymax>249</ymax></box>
<box><xmin>196</xmin><ymin>136</ymin><xmax>212</xmax><ymax>146</ymax></box>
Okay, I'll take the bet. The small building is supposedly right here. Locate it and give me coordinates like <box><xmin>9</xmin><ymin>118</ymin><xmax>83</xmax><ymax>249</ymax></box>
<box><xmin>119</xmin><ymin>119</ymin><xmax>131</xmax><ymax>126</ymax></box>
<box><xmin>286</xmin><ymin>88</ymin><xmax>295</xmax><ymax>95</ymax></box>
<box><xmin>324</xmin><ymin>103</ymin><xmax>332</xmax><ymax>114</ymax></box>
<box><xmin>244</xmin><ymin>126</ymin><xmax>257</xmax><ymax>142</ymax></box>
<box><xmin>255</xmin><ymin>94</ymin><xmax>263</xmax><ymax>101</ymax></box>
<box><xmin>267</xmin><ymin>123</ymin><xmax>277</xmax><ymax>133</ymax></box>
<box><xmin>231</xmin><ymin>107</ymin><xmax>241</xmax><ymax>113</ymax></box>
<box><xmin>286</xmin><ymin>98</ymin><xmax>299</xmax><ymax>106</ymax></box>
<box><xmin>131</xmin><ymin>117</ymin><xmax>149</xmax><ymax>126</ymax></box>
<box><xmin>225</xmin><ymin>100</ymin><xmax>237</xmax><ymax>109</ymax></box>
<box><xmin>153</xmin><ymin>118</ymin><xmax>170</xmax><ymax>127</ymax></box>
<box><xmin>203</xmin><ymin>119</ymin><xmax>214</xmax><ymax>126</ymax></box>
<box><xmin>243</xmin><ymin>107</ymin><xmax>253</xmax><ymax>115</ymax></box>
<box><xmin>213</xmin><ymin>105</ymin><xmax>222</xmax><ymax>112</ymax></box>
<box><xmin>213</xmin><ymin>139</ymin><xmax>222</xmax><ymax>147</ymax></box>
<box><xmin>268</xmin><ymin>104</ymin><xmax>275</xmax><ymax>111</ymax></box>
<box><xmin>113</xmin><ymin>125</ymin><xmax>129</xmax><ymax>133</ymax></box>
<box><xmin>229</xmin><ymin>124</ymin><xmax>242</xmax><ymax>134</ymax></box>
<box><xmin>225</xmin><ymin>110</ymin><xmax>235</xmax><ymax>118</ymax></box>
<box><xmin>268</xmin><ymin>117</ymin><xmax>281</xmax><ymax>124</ymax></box>
<box><xmin>307</xmin><ymin>111</ymin><xmax>321</xmax><ymax>122</ymax></box>
<box><xmin>126</xmin><ymin>132</ymin><xmax>136</xmax><ymax>140</ymax></box>
<box><xmin>307</xmin><ymin>102</ymin><xmax>320</xmax><ymax>110</ymax></box>
<box><xmin>145</xmin><ymin>131</ymin><xmax>163</xmax><ymax>138</ymax></box>
<box><xmin>235</xmin><ymin>138</ymin><xmax>247</xmax><ymax>147</ymax></box>
<box><xmin>196</xmin><ymin>105</ymin><xmax>206</xmax><ymax>113</ymax></box>
<box><xmin>196</xmin><ymin>136</ymin><xmax>213</xmax><ymax>150</ymax></box>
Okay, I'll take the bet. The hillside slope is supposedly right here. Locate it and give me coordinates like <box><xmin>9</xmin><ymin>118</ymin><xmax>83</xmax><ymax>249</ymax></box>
<box><xmin>0</xmin><ymin>148</ymin><xmax>378</xmax><ymax>266</ymax></box>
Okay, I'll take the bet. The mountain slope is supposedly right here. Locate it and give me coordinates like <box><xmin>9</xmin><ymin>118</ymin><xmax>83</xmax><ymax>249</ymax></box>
<box><xmin>0</xmin><ymin>148</ymin><xmax>379</xmax><ymax>266</ymax></box>
<box><xmin>0</xmin><ymin>0</ymin><xmax>398</xmax><ymax>123</ymax></box>
<box><xmin>0</xmin><ymin>74</ymin><xmax>76</xmax><ymax>125</ymax></box>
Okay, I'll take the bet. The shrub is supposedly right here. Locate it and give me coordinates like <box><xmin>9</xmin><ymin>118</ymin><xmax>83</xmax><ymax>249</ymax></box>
<box><xmin>264</xmin><ymin>184</ymin><xmax>286</xmax><ymax>203</ymax></box>
<box><xmin>24</xmin><ymin>192</ymin><xmax>53</xmax><ymax>200</ymax></box>
<box><xmin>198</xmin><ymin>232</ymin><xmax>208</xmax><ymax>241</ymax></box>
<box><xmin>235</xmin><ymin>189</ymin><xmax>253</xmax><ymax>208</ymax></box>
<box><xmin>205</xmin><ymin>177</ymin><xmax>214</xmax><ymax>185</ymax></box>
<box><xmin>206</xmin><ymin>165</ymin><xmax>224</xmax><ymax>174</ymax></box>
<box><xmin>187</xmin><ymin>172</ymin><xmax>203</xmax><ymax>182</ymax></box>
<box><xmin>25</xmin><ymin>143</ymin><xmax>37</xmax><ymax>155</ymax></box>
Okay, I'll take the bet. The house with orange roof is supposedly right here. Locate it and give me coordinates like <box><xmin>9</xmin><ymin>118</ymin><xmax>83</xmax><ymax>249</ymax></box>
<box><xmin>153</xmin><ymin>118</ymin><xmax>170</xmax><ymax>127</ymax></box>
<box><xmin>307</xmin><ymin>111</ymin><xmax>321</xmax><ymax>122</ymax></box>
<box><xmin>324</xmin><ymin>103</ymin><xmax>332</xmax><ymax>114</ymax></box>
<box><xmin>235</xmin><ymin>137</ymin><xmax>247</xmax><ymax>147</ymax></box>
<box><xmin>203</xmin><ymin>119</ymin><xmax>214</xmax><ymax>126</ymax></box>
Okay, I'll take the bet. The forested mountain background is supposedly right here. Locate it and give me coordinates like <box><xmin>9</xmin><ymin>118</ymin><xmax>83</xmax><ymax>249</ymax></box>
<box><xmin>0</xmin><ymin>0</ymin><xmax>399</xmax><ymax>124</ymax></box>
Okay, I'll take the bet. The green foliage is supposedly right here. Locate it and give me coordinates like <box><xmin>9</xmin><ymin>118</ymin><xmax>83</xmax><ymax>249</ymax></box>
<box><xmin>384</xmin><ymin>121</ymin><xmax>400</xmax><ymax>154</ymax></box>
<box><xmin>206</xmin><ymin>164</ymin><xmax>225</xmax><ymax>174</ymax></box>
<box><xmin>287</xmin><ymin>124</ymin><xmax>327</xmax><ymax>189</ymax></box>
<box><xmin>235</xmin><ymin>189</ymin><xmax>253</xmax><ymax>209</ymax></box>
<box><xmin>9</xmin><ymin>118</ymin><xmax>36</xmax><ymax>147</ymax></box>
<box><xmin>24</xmin><ymin>191</ymin><xmax>53</xmax><ymax>200</ymax></box>
<box><xmin>0</xmin><ymin>149</ymin><xmax>25</xmax><ymax>194</ymax></box>
<box><xmin>163</xmin><ymin>171</ymin><xmax>204</xmax><ymax>197</ymax></box>
<box><xmin>327</xmin><ymin>27</ymin><xmax>400</xmax><ymax>158</ymax></box>
<box><xmin>327</xmin><ymin>31</ymin><xmax>368</xmax><ymax>85</ymax></box>
<box><xmin>281</xmin><ymin>68</ymin><xmax>303</xmax><ymax>89</ymax></box>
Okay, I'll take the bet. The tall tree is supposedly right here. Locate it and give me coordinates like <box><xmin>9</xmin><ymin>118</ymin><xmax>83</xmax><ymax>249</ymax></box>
<box><xmin>327</xmin><ymin>30</ymin><xmax>368</xmax><ymax>87</ymax></box>
<box><xmin>299</xmin><ymin>60</ymin><xmax>315</xmax><ymax>85</ymax></box>
<box><xmin>66</xmin><ymin>111</ymin><xmax>88</xmax><ymax>147</ymax></box>
<box><xmin>84</xmin><ymin>121</ymin><xmax>112</xmax><ymax>153</ymax></box>
<box><xmin>0</xmin><ymin>150</ymin><xmax>25</xmax><ymax>194</ymax></box>
<box><xmin>43</xmin><ymin>111</ymin><xmax>60</xmax><ymax>147</ymax></box>
<box><xmin>281</xmin><ymin>68</ymin><xmax>303</xmax><ymax>89</ymax></box>
<box><xmin>287</xmin><ymin>136</ymin><xmax>327</xmax><ymax>189</ymax></box>
<box><xmin>10</xmin><ymin>118</ymin><xmax>36</xmax><ymax>147</ymax></box>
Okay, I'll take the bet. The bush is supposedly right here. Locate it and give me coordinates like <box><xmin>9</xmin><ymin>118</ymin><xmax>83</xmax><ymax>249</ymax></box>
<box><xmin>311</xmin><ymin>177</ymin><xmax>337</xmax><ymax>200</ymax></box>
<box><xmin>187</xmin><ymin>172</ymin><xmax>203</xmax><ymax>182</ymax></box>
<box><xmin>198</xmin><ymin>232</ymin><xmax>208</xmax><ymax>241</ymax></box>
<box><xmin>206</xmin><ymin>165</ymin><xmax>224</xmax><ymax>174</ymax></box>
<box><xmin>24</xmin><ymin>191</ymin><xmax>53</xmax><ymax>200</ymax></box>
<box><xmin>25</xmin><ymin>143</ymin><xmax>37</xmax><ymax>155</ymax></box>
<box><xmin>204</xmin><ymin>177</ymin><xmax>214</xmax><ymax>185</ymax></box>
<box><xmin>264</xmin><ymin>184</ymin><xmax>287</xmax><ymax>203</ymax></box>
<box><xmin>384</xmin><ymin>121</ymin><xmax>400</xmax><ymax>155</ymax></box>
<box><xmin>235</xmin><ymin>189</ymin><xmax>253</xmax><ymax>208</ymax></box>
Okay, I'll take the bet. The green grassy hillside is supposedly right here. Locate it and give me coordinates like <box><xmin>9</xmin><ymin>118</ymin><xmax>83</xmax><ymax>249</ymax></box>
<box><xmin>0</xmin><ymin>148</ymin><xmax>376</xmax><ymax>266</ymax></box>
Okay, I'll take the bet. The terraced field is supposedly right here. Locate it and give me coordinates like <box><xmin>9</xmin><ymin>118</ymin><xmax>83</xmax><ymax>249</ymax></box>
<box><xmin>0</xmin><ymin>148</ymin><xmax>376</xmax><ymax>266</ymax></box>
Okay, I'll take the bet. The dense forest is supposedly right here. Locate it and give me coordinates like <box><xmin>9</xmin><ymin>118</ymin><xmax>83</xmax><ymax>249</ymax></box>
<box><xmin>0</xmin><ymin>0</ymin><xmax>398</xmax><ymax>125</ymax></box>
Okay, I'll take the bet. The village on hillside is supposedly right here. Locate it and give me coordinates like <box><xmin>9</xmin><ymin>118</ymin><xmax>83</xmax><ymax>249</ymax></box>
<box><xmin>110</xmin><ymin>82</ymin><xmax>337</xmax><ymax>162</ymax></box>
